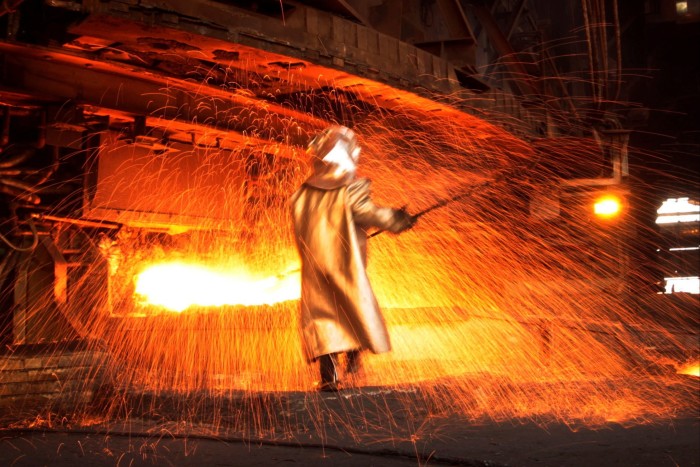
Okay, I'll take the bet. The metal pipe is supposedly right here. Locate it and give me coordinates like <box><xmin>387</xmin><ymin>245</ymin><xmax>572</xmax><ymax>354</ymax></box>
<box><xmin>30</xmin><ymin>145</ymin><xmax>59</xmax><ymax>186</ymax></box>
<box><xmin>0</xmin><ymin>217</ymin><xmax>38</xmax><ymax>252</ymax></box>
<box><xmin>470</xmin><ymin>3</ymin><xmax>541</xmax><ymax>98</ymax></box>
<box><xmin>0</xmin><ymin>183</ymin><xmax>40</xmax><ymax>204</ymax></box>
<box><xmin>35</xmin><ymin>109</ymin><xmax>47</xmax><ymax>149</ymax></box>
<box><xmin>368</xmin><ymin>178</ymin><xmax>495</xmax><ymax>238</ymax></box>
<box><xmin>0</xmin><ymin>144</ymin><xmax>35</xmax><ymax>168</ymax></box>
<box><xmin>1</xmin><ymin>107</ymin><xmax>9</xmax><ymax>147</ymax></box>
<box><xmin>0</xmin><ymin>146</ymin><xmax>59</xmax><ymax>181</ymax></box>
<box><xmin>610</xmin><ymin>0</ymin><xmax>623</xmax><ymax>102</ymax></box>
<box><xmin>31</xmin><ymin>213</ymin><xmax>121</xmax><ymax>230</ymax></box>
<box><xmin>0</xmin><ymin>169</ymin><xmax>22</xmax><ymax>176</ymax></box>
<box><xmin>0</xmin><ymin>176</ymin><xmax>39</xmax><ymax>193</ymax></box>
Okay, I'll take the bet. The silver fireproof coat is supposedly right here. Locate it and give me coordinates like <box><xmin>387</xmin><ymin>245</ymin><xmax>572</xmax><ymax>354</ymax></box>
<box><xmin>291</xmin><ymin>165</ymin><xmax>409</xmax><ymax>362</ymax></box>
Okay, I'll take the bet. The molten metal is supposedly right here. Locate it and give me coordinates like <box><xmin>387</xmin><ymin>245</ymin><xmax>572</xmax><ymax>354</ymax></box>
<box><xmin>134</xmin><ymin>262</ymin><xmax>300</xmax><ymax>312</ymax></box>
<box><xmin>678</xmin><ymin>362</ymin><xmax>700</xmax><ymax>377</ymax></box>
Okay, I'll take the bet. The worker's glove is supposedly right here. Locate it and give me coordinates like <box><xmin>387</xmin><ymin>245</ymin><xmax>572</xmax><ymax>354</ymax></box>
<box><xmin>394</xmin><ymin>207</ymin><xmax>417</xmax><ymax>232</ymax></box>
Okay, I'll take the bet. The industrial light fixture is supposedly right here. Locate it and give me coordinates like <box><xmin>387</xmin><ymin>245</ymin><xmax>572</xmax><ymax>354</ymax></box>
<box><xmin>656</xmin><ymin>197</ymin><xmax>700</xmax><ymax>224</ymax></box>
<box><xmin>593</xmin><ymin>194</ymin><xmax>622</xmax><ymax>219</ymax></box>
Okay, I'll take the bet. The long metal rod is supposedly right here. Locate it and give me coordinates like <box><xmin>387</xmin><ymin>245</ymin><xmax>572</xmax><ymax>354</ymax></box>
<box><xmin>369</xmin><ymin>173</ymin><xmax>505</xmax><ymax>238</ymax></box>
<box><xmin>31</xmin><ymin>213</ymin><xmax>121</xmax><ymax>230</ymax></box>
<box><xmin>368</xmin><ymin>187</ymin><xmax>479</xmax><ymax>238</ymax></box>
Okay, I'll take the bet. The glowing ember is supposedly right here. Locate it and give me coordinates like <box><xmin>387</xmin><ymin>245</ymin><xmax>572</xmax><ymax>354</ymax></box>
<box><xmin>134</xmin><ymin>262</ymin><xmax>300</xmax><ymax>311</ymax></box>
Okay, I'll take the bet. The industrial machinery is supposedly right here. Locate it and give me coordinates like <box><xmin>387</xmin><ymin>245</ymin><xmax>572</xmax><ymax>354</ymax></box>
<box><xmin>0</xmin><ymin>0</ymin><xmax>661</xmax><ymax>351</ymax></box>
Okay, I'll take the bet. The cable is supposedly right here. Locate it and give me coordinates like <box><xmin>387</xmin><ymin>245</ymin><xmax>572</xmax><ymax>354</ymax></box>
<box><xmin>0</xmin><ymin>217</ymin><xmax>38</xmax><ymax>252</ymax></box>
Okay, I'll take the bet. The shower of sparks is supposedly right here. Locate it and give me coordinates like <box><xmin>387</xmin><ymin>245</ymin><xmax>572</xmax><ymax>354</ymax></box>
<box><xmin>0</xmin><ymin>10</ymin><xmax>698</xmax><ymax>442</ymax></box>
<box><xmin>59</xmin><ymin>93</ymin><xmax>695</xmax><ymax>433</ymax></box>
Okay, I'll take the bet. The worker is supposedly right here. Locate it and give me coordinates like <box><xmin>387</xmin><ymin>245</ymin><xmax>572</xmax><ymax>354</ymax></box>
<box><xmin>290</xmin><ymin>125</ymin><xmax>416</xmax><ymax>391</ymax></box>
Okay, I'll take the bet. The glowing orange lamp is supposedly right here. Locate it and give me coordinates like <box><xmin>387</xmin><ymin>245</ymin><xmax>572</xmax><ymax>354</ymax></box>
<box><xmin>593</xmin><ymin>194</ymin><xmax>622</xmax><ymax>219</ymax></box>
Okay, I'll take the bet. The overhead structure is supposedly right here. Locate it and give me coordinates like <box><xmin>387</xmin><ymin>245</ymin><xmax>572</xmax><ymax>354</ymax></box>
<box><xmin>0</xmin><ymin>0</ymin><xmax>635</xmax><ymax>346</ymax></box>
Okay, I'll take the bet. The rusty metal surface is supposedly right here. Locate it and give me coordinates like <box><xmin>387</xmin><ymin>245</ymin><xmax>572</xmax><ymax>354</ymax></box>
<box><xmin>0</xmin><ymin>0</ymin><xmax>547</xmax><ymax>158</ymax></box>
<box><xmin>0</xmin><ymin>3</ymin><xmax>544</xmax><ymax>233</ymax></box>
<box><xmin>72</xmin><ymin>2</ymin><xmax>457</xmax><ymax>92</ymax></box>
<box><xmin>0</xmin><ymin>0</ymin><xmax>617</xmax><ymax>350</ymax></box>
<box><xmin>61</xmin><ymin>1</ymin><xmax>539</xmax><ymax>126</ymax></box>
<box><xmin>85</xmin><ymin>133</ymin><xmax>247</xmax><ymax>231</ymax></box>
<box><xmin>0</xmin><ymin>41</ymin><xmax>322</xmax><ymax>147</ymax></box>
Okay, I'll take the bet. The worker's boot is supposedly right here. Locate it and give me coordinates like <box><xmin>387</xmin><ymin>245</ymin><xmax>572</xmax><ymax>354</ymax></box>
<box><xmin>318</xmin><ymin>353</ymin><xmax>340</xmax><ymax>392</ymax></box>
<box><xmin>344</xmin><ymin>350</ymin><xmax>363</xmax><ymax>387</ymax></box>
<box><xmin>346</xmin><ymin>349</ymin><xmax>362</xmax><ymax>375</ymax></box>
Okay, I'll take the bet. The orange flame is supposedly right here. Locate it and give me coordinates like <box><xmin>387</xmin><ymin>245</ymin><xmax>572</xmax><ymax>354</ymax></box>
<box><xmin>134</xmin><ymin>262</ymin><xmax>300</xmax><ymax>312</ymax></box>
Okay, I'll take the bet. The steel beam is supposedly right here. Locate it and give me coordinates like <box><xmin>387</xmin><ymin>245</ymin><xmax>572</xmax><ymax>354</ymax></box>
<box><xmin>470</xmin><ymin>3</ymin><xmax>541</xmax><ymax>99</ymax></box>
<box><xmin>0</xmin><ymin>41</ymin><xmax>324</xmax><ymax>148</ymax></box>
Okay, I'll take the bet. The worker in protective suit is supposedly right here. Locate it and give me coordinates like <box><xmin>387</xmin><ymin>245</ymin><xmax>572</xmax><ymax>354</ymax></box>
<box><xmin>290</xmin><ymin>125</ymin><xmax>416</xmax><ymax>391</ymax></box>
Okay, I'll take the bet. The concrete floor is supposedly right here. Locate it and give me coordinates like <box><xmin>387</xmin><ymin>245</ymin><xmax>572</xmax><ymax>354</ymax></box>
<box><xmin>0</xmin><ymin>414</ymin><xmax>698</xmax><ymax>467</ymax></box>
<box><xmin>1</xmin><ymin>382</ymin><xmax>698</xmax><ymax>467</ymax></box>
<box><xmin>1</xmin><ymin>308</ymin><xmax>698</xmax><ymax>467</ymax></box>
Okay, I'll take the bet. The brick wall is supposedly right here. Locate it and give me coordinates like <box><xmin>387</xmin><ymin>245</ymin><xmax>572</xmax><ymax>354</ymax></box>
<box><xmin>0</xmin><ymin>345</ymin><xmax>112</xmax><ymax>415</ymax></box>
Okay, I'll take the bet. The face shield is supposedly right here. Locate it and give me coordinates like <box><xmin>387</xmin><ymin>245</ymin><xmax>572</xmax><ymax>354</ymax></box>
<box><xmin>321</xmin><ymin>140</ymin><xmax>358</xmax><ymax>173</ymax></box>
<box><xmin>308</xmin><ymin>126</ymin><xmax>361</xmax><ymax>174</ymax></box>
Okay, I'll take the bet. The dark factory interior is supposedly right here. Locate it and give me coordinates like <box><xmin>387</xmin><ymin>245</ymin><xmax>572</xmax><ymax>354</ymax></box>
<box><xmin>0</xmin><ymin>1</ymin><xmax>698</xmax><ymax>466</ymax></box>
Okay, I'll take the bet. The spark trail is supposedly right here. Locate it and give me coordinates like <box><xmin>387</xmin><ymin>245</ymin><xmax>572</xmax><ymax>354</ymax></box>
<box><xmin>28</xmin><ymin>93</ymin><xmax>692</xmax><ymax>438</ymax></box>
<box><xmin>1</xmin><ymin>28</ymin><xmax>697</xmax><ymax>442</ymax></box>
